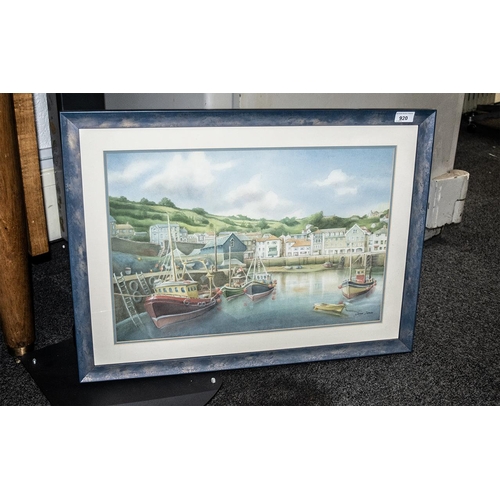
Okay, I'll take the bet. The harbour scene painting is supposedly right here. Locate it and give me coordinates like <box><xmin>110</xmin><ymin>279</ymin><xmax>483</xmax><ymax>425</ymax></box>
<box><xmin>105</xmin><ymin>146</ymin><xmax>395</xmax><ymax>343</ymax></box>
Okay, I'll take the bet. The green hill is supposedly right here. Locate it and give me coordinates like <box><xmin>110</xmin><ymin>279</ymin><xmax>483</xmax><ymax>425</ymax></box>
<box><xmin>108</xmin><ymin>197</ymin><xmax>388</xmax><ymax>240</ymax></box>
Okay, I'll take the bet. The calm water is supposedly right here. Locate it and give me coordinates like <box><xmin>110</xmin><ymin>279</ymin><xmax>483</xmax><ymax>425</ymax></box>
<box><xmin>115</xmin><ymin>268</ymin><xmax>385</xmax><ymax>342</ymax></box>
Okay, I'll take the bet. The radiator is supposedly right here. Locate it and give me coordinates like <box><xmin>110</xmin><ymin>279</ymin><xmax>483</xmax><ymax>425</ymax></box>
<box><xmin>463</xmin><ymin>93</ymin><xmax>497</xmax><ymax>113</ymax></box>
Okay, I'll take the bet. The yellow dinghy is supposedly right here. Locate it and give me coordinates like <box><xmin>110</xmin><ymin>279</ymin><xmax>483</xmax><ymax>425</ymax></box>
<box><xmin>313</xmin><ymin>302</ymin><xmax>345</xmax><ymax>315</ymax></box>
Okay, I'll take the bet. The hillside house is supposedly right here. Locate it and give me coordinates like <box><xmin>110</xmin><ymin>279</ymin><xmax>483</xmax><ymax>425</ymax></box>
<box><xmin>285</xmin><ymin>238</ymin><xmax>311</xmax><ymax>257</ymax></box>
<box><xmin>238</xmin><ymin>233</ymin><xmax>257</xmax><ymax>259</ymax></box>
<box><xmin>255</xmin><ymin>235</ymin><xmax>282</xmax><ymax>259</ymax></box>
<box><xmin>149</xmin><ymin>223</ymin><xmax>181</xmax><ymax>246</ymax></box>
<box><xmin>199</xmin><ymin>233</ymin><xmax>247</xmax><ymax>263</ymax></box>
<box><xmin>345</xmin><ymin>224</ymin><xmax>370</xmax><ymax>253</ymax></box>
<box><xmin>115</xmin><ymin>222</ymin><xmax>135</xmax><ymax>240</ymax></box>
<box><xmin>315</xmin><ymin>228</ymin><xmax>347</xmax><ymax>255</ymax></box>
<box><xmin>187</xmin><ymin>232</ymin><xmax>207</xmax><ymax>244</ymax></box>
<box><xmin>369</xmin><ymin>227</ymin><xmax>388</xmax><ymax>252</ymax></box>
<box><xmin>109</xmin><ymin>216</ymin><xmax>117</xmax><ymax>237</ymax></box>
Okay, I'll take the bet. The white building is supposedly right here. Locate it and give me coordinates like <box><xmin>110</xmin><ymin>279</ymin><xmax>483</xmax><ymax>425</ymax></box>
<box><xmin>285</xmin><ymin>238</ymin><xmax>311</xmax><ymax>257</ymax></box>
<box><xmin>255</xmin><ymin>235</ymin><xmax>282</xmax><ymax>258</ymax></box>
<box><xmin>149</xmin><ymin>223</ymin><xmax>181</xmax><ymax>245</ymax></box>
<box><xmin>369</xmin><ymin>227</ymin><xmax>388</xmax><ymax>252</ymax></box>
<box><xmin>345</xmin><ymin>224</ymin><xmax>370</xmax><ymax>253</ymax></box>
<box><xmin>315</xmin><ymin>228</ymin><xmax>347</xmax><ymax>255</ymax></box>
<box><xmin>187</xmin><ymin>232</ymin><xmax>207</xmax><ymax>244</ymax></box>
<box><xmin>310</xmin><ymin>231</ymin><xmax>323</xmax><ymax>255</ymax></box>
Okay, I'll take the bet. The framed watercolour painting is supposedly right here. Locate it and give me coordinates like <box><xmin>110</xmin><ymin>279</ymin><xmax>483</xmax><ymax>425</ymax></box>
<box><xmin>61</xmin><ymin>109</ymin><xmax>435</xmax><ymax>382</ymax></box>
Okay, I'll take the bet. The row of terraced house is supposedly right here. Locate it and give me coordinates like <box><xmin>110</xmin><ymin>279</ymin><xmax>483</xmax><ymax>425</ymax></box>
<box><xmin>146</xmin><ymin>222</ymin><xmax>388</xmax><ymax>259</ymax></box>
<box><xmin>255</xmin><ymin>224</ymin><xmax>388</xmax><ymax>259</ymax></box>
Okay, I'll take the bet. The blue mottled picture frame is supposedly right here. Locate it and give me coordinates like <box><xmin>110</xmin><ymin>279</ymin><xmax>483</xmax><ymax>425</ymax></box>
<box><xmin>61</xmin><ymin>109</ymin><xmax>435</xmax><ymax>382</ymax></box>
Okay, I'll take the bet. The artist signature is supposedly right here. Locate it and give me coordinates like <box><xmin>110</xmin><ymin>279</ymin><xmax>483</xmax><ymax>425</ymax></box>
<box><xmin>354</xmin><ymin>311</ymin><xmax>374</xmax><ymax>316</ymax></box>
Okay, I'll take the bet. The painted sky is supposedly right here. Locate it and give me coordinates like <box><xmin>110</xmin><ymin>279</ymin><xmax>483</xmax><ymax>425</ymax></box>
<box><xmin>105</xmin><ymin>146</ymin><xmax>395</xmax><ymax>220</ymax></box>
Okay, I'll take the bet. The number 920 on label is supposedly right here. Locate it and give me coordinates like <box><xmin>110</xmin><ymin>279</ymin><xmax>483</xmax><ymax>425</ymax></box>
<box><xmin>395</xmin><ymin>112</ymin><xmax>415</xmax><ymax>123</ymax></box>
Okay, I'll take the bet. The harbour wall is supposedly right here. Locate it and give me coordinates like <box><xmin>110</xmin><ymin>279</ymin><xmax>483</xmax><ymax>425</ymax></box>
<box><xmin>245</xmin><ymin>253</ymin><xmax>386</xmax><ymax>269</ymax></box>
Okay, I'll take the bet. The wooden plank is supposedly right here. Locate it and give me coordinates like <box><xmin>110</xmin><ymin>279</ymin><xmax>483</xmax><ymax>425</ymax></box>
<box><xmin>0</xmin><ymin>93</ymin><xmax>35</xmax><ymax>355</ymax></box>
<box><xmin>13</xmin><ymin>93</ymin><xmax>49</xmax><ymax>256</ymax></box>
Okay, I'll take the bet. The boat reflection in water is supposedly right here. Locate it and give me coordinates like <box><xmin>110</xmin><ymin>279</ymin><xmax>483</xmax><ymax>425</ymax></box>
<box><xmin>116</xmin><ymin>264</ymin><xmax>384</xmax><ymax>342</ymax></box>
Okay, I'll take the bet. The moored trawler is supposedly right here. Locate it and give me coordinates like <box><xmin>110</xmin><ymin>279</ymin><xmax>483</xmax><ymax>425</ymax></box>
<box><xmin>339</xmin><ymin>254</ymin><xmax>376</xmax><ymax>299</ymax></box>
<box><xmin>222</xmin><ymin>253</ymin><xmax>277</xmax><ymax>301</ymax></box>
<box><xmin>221</xmin><ymin>266</ymin><xmax>247</xmax><ymax>301</ymax></box>
<box><xmin>339</xmin><ymin>277</ymin><xmax>376</xmax><ymax>299</ymax></box>
<box><xmin>244</xmin><ymin>280</ymin><xmax>276</xmax><ymax>301</ymax></box>
<box><xmin>221</xmin><ymin>284</ymin><xmax>246</xmax><ymax>300</ymax></box>
<box><xmin>144</xmin><ymin>279</ymin><xmax>221</xmax><ymax>328</ymax></box>
<box><xmin>143</xmin><ymin>215</ymin><xmax>221</xmax><ymax>328</ymax></box>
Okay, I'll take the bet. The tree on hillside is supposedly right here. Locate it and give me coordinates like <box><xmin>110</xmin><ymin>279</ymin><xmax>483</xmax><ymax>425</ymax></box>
<box><xmin>159</xmin><ymin>197</ymin><xmax>177</xmax><ymax>208</ymax></box>
<box><xmin>192</xmin><ymin>207</ymin><xmax>207</xmax><ymax>216</ymax></box>
<box><xmin>322</xmin><ymin>215</ymin><xmax>344</xmax><ymax>228</ymax></box>
<box><xmin>280</xmin><ymin>216</ymin><xmax>299</xmax><ymax>226</ymax></box>
<box><xmin>269</xmin><ymin>225</ymin><xmax>287</xmax><ymax>238</ymax></box>
<box><xmin>309</xmin><ymin>211</ymin><xmax>324</xmax><ymax>227</ymax></box>
<box><xmin>258</xmin><ymin>218</ymin><xmax>270</xmax><ymax>230</ymax></box>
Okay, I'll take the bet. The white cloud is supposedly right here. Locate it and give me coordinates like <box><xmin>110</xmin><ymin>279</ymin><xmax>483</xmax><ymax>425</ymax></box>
<box><xmin>222</xmin><ymin>174</ymin><xmax>293</xmax><ymax>219</ymax></box>
<box><xmin>107</xmin><ymin>160</ymin><xmax>156</xmax><ymax>184</ymax></box>
<box><xmin>141</xmin><ymin>151</ymin><xmax>236</xmax><ymax>198</ymax></box>
<box><xmin>314</xmin><ymin>168</ymin><xmax>358</xmax><ymax>196</ymax></box>
<box><xmin>335</xmin><ymin>186</ymin><xmax>358</xmax><ymax>196</ymax></box>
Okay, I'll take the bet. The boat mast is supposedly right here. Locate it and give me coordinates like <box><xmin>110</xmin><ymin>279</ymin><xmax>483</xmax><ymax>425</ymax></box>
<box><xmin>167</xmin><ymin>214</ymin><xmax>177</xmax><ymax>281</ymax></box>
<box><xmin>214</xmin><ymin>229</ymin><xmax>218</xmax><ymax>272</ymax></box>
<box><xmin>228</xmin><ymin>239</ymin><xmax>231</xmax><ymax>283</ymax></box>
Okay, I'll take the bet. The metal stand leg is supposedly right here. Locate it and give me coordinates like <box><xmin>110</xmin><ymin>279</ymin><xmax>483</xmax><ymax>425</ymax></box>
<box><xmin>21</xmin><ymin>338</ymin><xmax>222</xmax><ymax>406</ymax></box>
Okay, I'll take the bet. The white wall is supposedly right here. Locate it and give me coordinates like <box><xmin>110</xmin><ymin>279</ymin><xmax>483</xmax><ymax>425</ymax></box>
<box><xmin>105</xmin><ymin>93</ymin><xmax>236</xmax><ymax>110</ymax></box>
<box><xmin>37</xmin><ymin>93</ymin><xmax>467</xmax><ymax>241</ymax></box>
<box><xmin>105</xmin><ymin>93</ymin><xmax>465</xmax><ymax>179</ymax></box>
<box><xmin>238</xmin><ymin>93</ymin><xmax>464</xmax><ymax>179</ymax></box>
<box><xmin>33</xmin><ymin>93</ymin><xmax>61</xmax><ymax>241</ymax></box>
